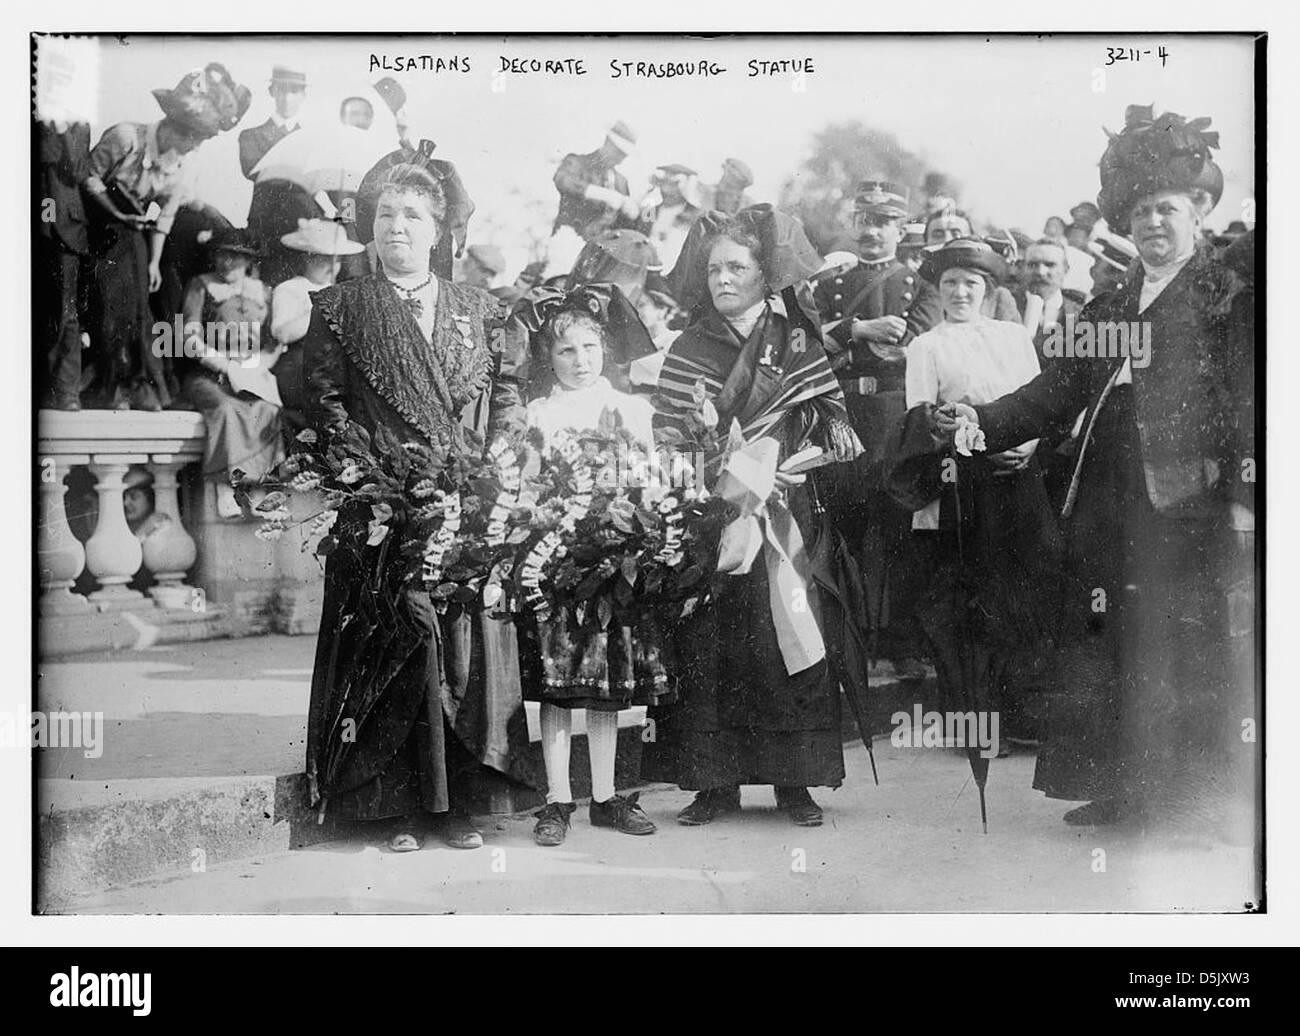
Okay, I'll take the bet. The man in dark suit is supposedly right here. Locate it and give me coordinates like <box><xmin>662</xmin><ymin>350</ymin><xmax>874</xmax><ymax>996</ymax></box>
<box><xmin>237</xmin><ymin>65</ymin><xmax>305</xmax><ymax>178</ymax></box>
<box><xmin>937</xmin><ymin>108</ymin><xmax>1254</xmax><ymax>832</ymax></box>
<box><xmin>240</xmin><ymin>66</ymin><xmax>313</xmax><ymax>286</ymax></box>
<box><xmin>36</xmin><ymin>120</ymin><xmax>91</xmax><ymax>409</ymax></box>
<box><xmin>1014</xmin><ymin>238</ymin><xmax>1087</xmax><ymax>509</ymax></box>
<box><xmin>815</xmin><ymin>180</ymin><xmax>942</xmax><ymax>679</ymax></box>
<box><xmin>544</xmin><ymin>121</ymin><xmax>638</xmax><ymax>278</ymax></box>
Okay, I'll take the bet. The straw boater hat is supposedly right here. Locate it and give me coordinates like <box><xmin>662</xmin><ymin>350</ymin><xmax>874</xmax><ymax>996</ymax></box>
<box><xmin>1087</xmin><ymin>230</ymin><xmax>1139</xmax><ymax>272</ymax></box>
<box><xmin>270</xmin><ymin>66</ymin><xmax>307</xmax><ymax>89</ymax></box>
<box><xmin>899</xmin><ymin>221</ymin><xmax>927</xmax><ymax>249</ymax></box>
<box><xmin>919</xmin><ymin>236</ymin><xmax>1007</xmax><ymax>286</ymax></box>
<box><xmin>1096</xmin><ymin>104</ymin><xmax>1224</xmax><ymax>231</ymax></box>
<box><xmin>153</xmin><ymin>64</ymin><xmax>252</xmax><ymax>139</ymax></box>
<box><xmin>281</xmin><ymin>218</ymin><xmax>366</xmax><ymax>256</ymax></box>
<box><xmin>605</xmin><ymin>120</ymin><xmax>637</xmax><ymax>155</ymax></box>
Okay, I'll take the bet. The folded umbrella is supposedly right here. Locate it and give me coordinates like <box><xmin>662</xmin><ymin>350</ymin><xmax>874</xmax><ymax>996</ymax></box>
<box><xmin>252</xmin><ymin>124</ymin><xmax>393</xmax><ymax>195</ymax></box>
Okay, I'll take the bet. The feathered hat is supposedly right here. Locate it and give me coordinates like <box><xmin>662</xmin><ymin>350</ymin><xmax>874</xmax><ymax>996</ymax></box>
<box><xmin>153</xmin><ymin>63</ymin><xmax>251</xmax><ymax>139</ymax></box>
<box><xmin>1097</xmin><ymin>104</ymin><xmax>1224</xmax><ymax>230</ymax></box>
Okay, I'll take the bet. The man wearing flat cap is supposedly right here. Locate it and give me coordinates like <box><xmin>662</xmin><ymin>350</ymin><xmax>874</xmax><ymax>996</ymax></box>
<box><xmin>815</xmin><ymin>179</ymin><xmax>942</xmax><ymax>679</ymax></box>
<box><xmin>457</xmin><ymin>243</ymin><xmax>506</xmax><ymax>290</ymax></box>
<box><xmin>706</xmin><ymin>157</ymin><xmax>755</xmax><ymax>216</ymax></box>
<box><xmin>937</xmin><ymin>106</ymin><xmax>1255</xmax><ymax>833</ymax></box>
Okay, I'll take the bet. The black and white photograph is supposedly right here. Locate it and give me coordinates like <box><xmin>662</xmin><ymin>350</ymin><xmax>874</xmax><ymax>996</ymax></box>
<box><xmin>20</xmin><ymin>24</ymin><xmax>1264</xmax><ymax>925</ymax></box>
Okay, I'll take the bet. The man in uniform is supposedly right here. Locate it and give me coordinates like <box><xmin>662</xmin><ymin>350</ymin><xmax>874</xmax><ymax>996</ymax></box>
<box><xmin>815</xmin><ymin>180</ymin><xmax>941</xmax><ymax>680</ymax></box>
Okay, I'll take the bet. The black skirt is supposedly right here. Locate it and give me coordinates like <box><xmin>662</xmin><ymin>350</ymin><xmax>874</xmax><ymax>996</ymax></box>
<box><xmin>519</xmin><ymin>609</ymin><xmax>675</xmax><ymax>712</ymax></box>
<box><xmin>640</xmin><ymin>495</ymin><xmax>845</xmax><ymax>790</ymax></box>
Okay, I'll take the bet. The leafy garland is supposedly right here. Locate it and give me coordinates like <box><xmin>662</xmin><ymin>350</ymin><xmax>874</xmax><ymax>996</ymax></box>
<box><xmin>236</xmin><ymin>382</ymin><xmax>735</xmax><ymax>628</ymax></box>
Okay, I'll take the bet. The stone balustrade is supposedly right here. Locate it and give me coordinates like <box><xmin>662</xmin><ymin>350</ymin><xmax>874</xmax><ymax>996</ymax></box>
<box><xmin>37</xmin><ymin>409</ymin><xmax>324</xmax><ymax>649</ymax></box>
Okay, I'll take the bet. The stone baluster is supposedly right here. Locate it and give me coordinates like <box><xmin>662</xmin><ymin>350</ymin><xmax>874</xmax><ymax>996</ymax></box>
<box><xmin>37</xmin><ymin>454</ymin><xmax>92</xmax><ymax>615</ymax></box>
<box><xmin>141</xmin><ymin>453</ymin><xmax>202</xmax><ymax>609</ymax></box>
<box><xmin>84</xmin><ymin>456</ymin><xmax>149</xmax><ymax>607</ymax></box>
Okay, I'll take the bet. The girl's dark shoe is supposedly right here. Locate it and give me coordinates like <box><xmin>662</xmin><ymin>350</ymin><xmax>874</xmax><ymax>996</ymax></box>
<box><xmin>774</xmin><ymin>786</ymin><xmax>824</xmax><ymax>827</ymax></box>
<box><xmin>533</xmin><ymin>801</ymin><xmax>576</xmax><ymax>846</ymax></box>
<box><xmin>1063</xmin><ymin>799</ymin><xmax>1123</xmax><ymax>826</ymax></box>
<box><xmin>676</xmin><ymin>787</ymin><xmax>742</xmax><ymax>826</ymax></box>
<box><xmin>590</xmin><ymin>792</ymin><xmax>656</xmax><ymax>835</ymax></box>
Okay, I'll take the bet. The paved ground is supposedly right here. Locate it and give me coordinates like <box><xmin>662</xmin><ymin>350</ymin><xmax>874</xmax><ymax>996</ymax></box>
<box><xmin>39</xmin><ymin>635</ymin><xmax>1260</xmax><ymax>915</ymax></box>
<box><xmin>60</xmin><ymin>742</ymin><xmax>1257</xmax><ymax>915</ymax></box>
<box><xmin>36</xmin><ymin>636</ymin><xmax>635</xmax><ymax>782</ymax></box>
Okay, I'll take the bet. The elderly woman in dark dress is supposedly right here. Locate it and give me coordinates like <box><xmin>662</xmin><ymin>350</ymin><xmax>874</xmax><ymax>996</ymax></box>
<box><xmin>642</xmin><ymin>207</ymin><xmax>864</xmax><ymax>827</ymax></box>
<box><xmin>936</xmin><ymin>108</ymin><xmax>1255</xmax><ymax>831</ymax></box>
<box><xmin>301</xmin><ymin>144</ymin><xmax>535</xmax><ymax>851</ymax></box>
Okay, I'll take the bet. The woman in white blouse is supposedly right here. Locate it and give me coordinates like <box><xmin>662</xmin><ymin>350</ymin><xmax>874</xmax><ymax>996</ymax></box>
<box><xmin>902</xmin><ymin>237</ymin><xmax>1063</xmax><ymax>767</ymax></box>
<box><xmin>906</xmin><ymin>238</ymin><xmax>1042</xmax><ymax>529</ymax></box>
<box><xmin>271</xmin><ymin>219</ymin><xmax>365</xmax><ymax>423</ymax></box>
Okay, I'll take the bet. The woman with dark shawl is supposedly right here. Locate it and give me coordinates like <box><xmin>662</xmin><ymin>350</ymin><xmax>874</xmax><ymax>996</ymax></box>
<box><xmin>301</xmin><ymin>142</ymin><xmax>536</xmax><ymax>851</ymax></box>
<box><xmin>641</xmin><ymin>206</ymin><xmax>865</xmax><ymax>827</ymax></box>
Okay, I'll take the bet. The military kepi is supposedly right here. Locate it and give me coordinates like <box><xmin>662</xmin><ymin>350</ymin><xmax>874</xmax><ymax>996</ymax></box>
<box><xmin>854</xmin><ymin>180</ymin><xmax>910</xmax><ymax>219</ymax></box>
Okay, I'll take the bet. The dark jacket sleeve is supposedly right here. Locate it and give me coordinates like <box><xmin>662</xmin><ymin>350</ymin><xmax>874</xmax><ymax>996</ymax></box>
<box><xmin>975</xmin><ymin>357</ymin><xmax>1094</xmax><ymax>453</ymax></box>
<box><xmin>552</xmin><ymin>154</ymin><xmax>589</xmax><ymax>200</ymax></box>
<box><xmin>902</xmin><ymin>278</ymin><xmax>943</xmax><ymax>346</ymax></box>
<box><xmin>1216</xmin><ymin>280</ymin><xmax>1255</xmax><ymax>512</ymax></box>
<box><xmin>238</xmin><ymin>127</ymin><xmax>262</xmax><ymax>181</ymax></box>
<box><xmin>485</xmin><ymin>297</ymin><xmax>526</xmax><ymax>437</ymax></box>
<box><xmin>300</xmin><ymin>306</ymin><xmax>349</xmax><ymax>436</ymax></box>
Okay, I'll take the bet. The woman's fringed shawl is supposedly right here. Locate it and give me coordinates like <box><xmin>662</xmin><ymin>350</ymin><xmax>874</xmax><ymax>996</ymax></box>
<box><xmin>657</xmin><ymin>292</ymin><xmax>862</xmax><ymax>464</ymax></box>
<box><xmin>313</xmin><ymin>274</ymin><xmax>498</xmax><ymax>448</ymax></box>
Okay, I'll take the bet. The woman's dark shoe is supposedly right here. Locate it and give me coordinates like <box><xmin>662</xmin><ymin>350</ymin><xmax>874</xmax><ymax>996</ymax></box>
<box><xmin>387</xmin><ymin>831</ymin><xmax>421</xmax><ymax>852</ymax></box>
<box><xmin>533</xmin><ymin>801</ymin><xmax>576</xmax><ymax>847</ymax></box>
<box><xmin>431</xmin><ymin>809</ymin><xmax>484</xmax><ymax>849</ymax></box>
<box><xmin>775</xmin><ymin>786</ymin><xmax>824</xmax><ymax>827</ymax></box>
<box><xmin>676</xmin><ymin>787</ymin><xmax>741</xmax><ymax>826</ymax></box>
<box><xmin>590</xmin><ymin>792</ymin><xmax>657</xmax><ymax>835</ymax></box>
<box><xmin>1063</xmin><ymin>799</ymin><xmax>1123</xmax><ymax>827</ymax></box>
